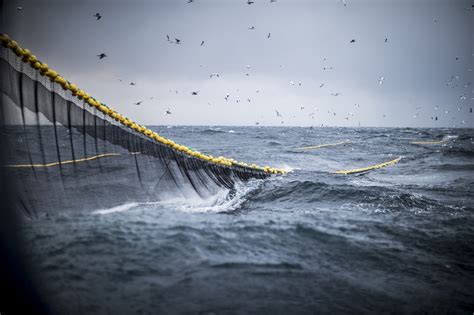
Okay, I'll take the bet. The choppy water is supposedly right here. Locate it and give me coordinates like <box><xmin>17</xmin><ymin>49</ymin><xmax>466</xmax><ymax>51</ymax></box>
<box><xmin>22</xmin><ymin>127</ymin><xmax>474</xmax><ymax>314</ymax></box>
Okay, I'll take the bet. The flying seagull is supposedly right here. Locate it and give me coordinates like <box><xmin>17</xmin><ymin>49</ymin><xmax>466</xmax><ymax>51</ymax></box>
<box><xmin>247</xmin><ymin>0</ymin><xmax>255</xmax><ymax>4</ymax></box>
<box><xmin>384</xmin><ymin>38</ymin><xmax>388</xmax><ymax>43</ymax></box>
<box><xmin>350</xmin><ymin>39</ymin><xmax>356</xmax><ymax>43</ymax></box>
<box><xmin>97</xmin><ymin>53</ymin><xmax>107</xmax><ymax>59</ymax></box>
<box><xmin>175</xmin><ymin>38</ymin><xmax>181</xmax><ymax>44</ymax></box>
<box><xmin>165</xmin><ymin>109</ymin><xmax>172</xmax><ymax>115</ymax></box>
<box><xmin>134</xmin><ymin>101</ymin><xmax>143</xmax><ymax>106</ymax></box>
<box><xmin>191</xmin><ymin>91</ymin><xmax>199</xmax><ymax>95</ymax></box>
<box><xmin>248</xmin><ymin>26</ymin><xmax>255</xmax><ymax>30</ymax></box>
<box><xmin>267</xmin><ymin>33</ymin><xmax>271</xmax><ymax>38</ymax></box>
<box><xmin>225</xmin><ymin>94</ymin><xmax>230</xmax><ymax>101</ymax></box>
<box><xmin>166</xmin><ymin>35</ymin><xmax>170</xmax><ymax>42</ymax></box>
<box><xmin>275</xmin><ymin>110</ymin><xmax>282</xmax><ymax>117</ymax></box>
<box><xmin>210</xmin><ymin>73</ymin><xmax>220</xmax><ymax>78</ymax></box>
<box><xmin>93</xmin><ymin>13</ymin><xmax>101</xmax><ymax>20</ymax></box>
<box><xmin>200</xmin><ymin>40</ymin><xmax>205</xmax><ymax>46</ymax></box>
<box><xmin>17</xmin><ymin>6</ymin><xmax>23</xmax><ymax>11</ymax></box>
<box><xmin>378</xmin><ymin>76</ymin><xmax>384</xmax><ymax>84</ymax></box>
<box><xmin>130</xmin><ymin>82</ymin><xmax>136</xmax><ymax>86</ymax></box>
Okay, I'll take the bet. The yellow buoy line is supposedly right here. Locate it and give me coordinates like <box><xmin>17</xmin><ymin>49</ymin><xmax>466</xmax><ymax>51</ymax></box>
<box><xmin>0</xmin><ymin>34</ymin><xmax>286</xmax><ymax>175</ymax></box>
<box><xmin>334</xmin><ymin>156</ymin><xmax>402</xmax><ymax>175</ymax></box>
<box><xmin>295</xmin><ymin>141</ymin><xmax>350</xmax><ymax>151</ymax></box>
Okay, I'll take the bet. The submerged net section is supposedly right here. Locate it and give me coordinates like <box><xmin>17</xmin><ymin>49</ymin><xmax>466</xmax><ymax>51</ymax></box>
<box><xmin>0</xmin><ymin>35</ymin><xmax>286</xmax><ymax>217</ymax></box>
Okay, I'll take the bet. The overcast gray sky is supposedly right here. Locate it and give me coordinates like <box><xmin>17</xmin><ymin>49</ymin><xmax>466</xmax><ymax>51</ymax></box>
<box><xmin>1</xmin><ymin>0</ymin><xmax>473</xmax><ymax>127</ymax></box>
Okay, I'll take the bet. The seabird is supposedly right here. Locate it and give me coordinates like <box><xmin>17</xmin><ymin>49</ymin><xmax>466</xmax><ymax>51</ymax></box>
<box><xmin>247</xmin><ymin>0</ymin><xmax>255</xmax><ymax>4</ymax></box>
<box><xmin>130</xmin><ymin>82</ymin><xmax>136</xmax><ymax>86</ymax></box>
<box><xmin>225</xmin><ymin>94</ymin><xmax>230</xmax><ymax>101</ymax></box>
<box><xmin>175</xmin><ymin>38</ymin><xmax>181</xmax><ymax>44</ymax></box>
<box><xmin>191</xmin><ymin>91</ymin><xmax>199</xmax><ymax>95</ymax></box>
<box><xmin>17</xmin><ymin>6</ymin><xmax>23</xmax><ymax>10</ymax></box>
<box><xmin>97</xmin><ymin>53</ymin><xmax>107</xmax><ymax>59</ymax></box>
<box><xmin>248</xmin><ymin>26</ymin><xmax>255</xmax><ymax>30</ymax></box>
<box><xmin>200</xmin><ymin>40</ymin><xmax>205</xmax><ymax>46</ymax></box>
<box><xmin>275</xmin><ymin>110</ymin><xmax>282</xmax><ymax>117</ymax></box>
<box><xmin>93</xmin><ymin>13</ymin><xmax>101</xmax><ymax>20</ymax></box>
<box><xmin>247</xmin><ymin>98</ymin><xmax>251</xmax><ymax>102</ymax></box>
<box><xmin>210</xmin><ymin>73</ymin><xmax>220</xmax><ymax>78</ymax></box>
<box><xmin>320</xmin><ymin>83</ymin><xmax>325</xmax><ymax>88</ymax></box>
<box><xmin>134</xmin><ymin>101</ymin><xmax>143</xmax><ymax>106</ymax></box>
<box><xmin>267</xmin><ymin>33</ymin><xmax>271</xmax><ymax>38</ymax></box>
<box><xmin>385</xmin><ymin>38</ymin><xmax>388</xmax><ymax>43</ymax></box>
<box><xmin>166</xmin><ymin>35</ymin><xmax>170</xmax><ymax>42</ymax></box>
<box><xmin>378</xmin><ymin>76</ymin><xmax>384</xmax><ymax>84</ymax></box>
<box><xmin>350</xmin><ymin>39</ymin><xmax>356</xmax><ymax>43</ymax></box>
<box><xmin>330</xmin><ymin>93</ymin><xmax>340</xmax><ymax>96</ymax></box>
<box><xmin>300</xmin><ymin>106</ymin><xmax>305</xmax><ymax>110</ymax></box>
<box><xmin>165</xmin><ymin>109</ymin><xmax>172</xmax><ymax>115</ymax></box>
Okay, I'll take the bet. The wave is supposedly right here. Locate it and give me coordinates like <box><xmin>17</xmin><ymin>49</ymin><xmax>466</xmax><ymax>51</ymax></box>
<box><xmin>199</xmin><ymin>128</ymin><xmax>225</xmax><ymax>134</ymax></box>
<box><xmin>441</xmin><ymin>148</ymin><xmax>474</xmax><ymax>158</ymax></box>
<box><xmin>268</xmin><ymin>141</ymin><xmax>282</xmax><ymax>146</ymax></box>
<box><xmin>92</xmin><ymin>202</ymin><xmax>141</xmax><ymax>214</ymax></box>
<box><xmin>211</xmin><ymin>261</ymin><xmax>302</xmax><ymax>270</ymax></box>
<box><xmin>245</xmin><ymin>180</ymin><xmax>468</xmax><ymax>213</ymax></box>
<box><xmin>434</xmin><ymin>163</ymin><xmax>474</xmax><ymax>171</ymax></box>
<box><xmin>154</xmin><ymin>180</ymin><xmax>263</xmax><ymax>214</ymax></box>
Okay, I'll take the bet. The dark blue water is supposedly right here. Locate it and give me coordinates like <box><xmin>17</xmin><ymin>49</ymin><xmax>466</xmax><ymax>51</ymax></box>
<box><xmin>22</xmin><ymin>127</ymin><xmax>474</xmax><ymax>314</ymax></box>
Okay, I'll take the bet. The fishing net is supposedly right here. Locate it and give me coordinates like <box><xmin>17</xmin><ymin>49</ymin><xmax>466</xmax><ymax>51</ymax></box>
<box><xmin>0</xmin><ymin>35</ymin><xmax>284</xmax><ymax>217</ymax></box>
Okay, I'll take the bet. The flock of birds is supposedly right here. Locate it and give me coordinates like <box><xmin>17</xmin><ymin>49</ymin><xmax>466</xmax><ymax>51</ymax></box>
<box><xmin>36</xmin><ymin>0</ymin><xmax>472</xmax><ymax>127</ymax></box>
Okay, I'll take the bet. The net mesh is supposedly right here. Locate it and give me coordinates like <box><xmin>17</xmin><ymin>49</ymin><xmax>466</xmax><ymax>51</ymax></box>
<box><xmin>0</xmin><ymin>36</ymin><xmax>283</xmax><ymax>217</ymax></box>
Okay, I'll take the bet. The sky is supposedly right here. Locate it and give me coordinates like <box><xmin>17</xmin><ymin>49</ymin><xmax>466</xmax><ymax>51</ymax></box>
<box><xmin>1</xmin><ymin>0</ymin><xmax>473</xmax><ymax>127</ymax></box>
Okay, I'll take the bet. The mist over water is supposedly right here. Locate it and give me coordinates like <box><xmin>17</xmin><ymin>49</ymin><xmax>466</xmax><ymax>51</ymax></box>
<box><xmin>23</xmin><ymin>126</ymin><xmax>474</xmax><ymax>314</ymax></box>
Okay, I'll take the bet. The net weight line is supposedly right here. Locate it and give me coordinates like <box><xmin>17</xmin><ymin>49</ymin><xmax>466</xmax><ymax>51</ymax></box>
<box><xmin>3</xmin><ymin>152</ymin><xmax>140</xmax><ymax>168</ymax></box>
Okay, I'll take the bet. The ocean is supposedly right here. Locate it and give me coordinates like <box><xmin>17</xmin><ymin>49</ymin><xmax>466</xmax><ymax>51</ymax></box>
<box><xmin>20</xmin><ymin>126</ymin><xmax>474</xmax><ymax>314</ymax></box>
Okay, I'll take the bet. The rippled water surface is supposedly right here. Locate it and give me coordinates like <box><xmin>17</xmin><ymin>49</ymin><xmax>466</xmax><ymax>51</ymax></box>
<box><xmin>23</xmin><ymin>127</ymin><xmax>474</xmax><ymax>314</ymax></box>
